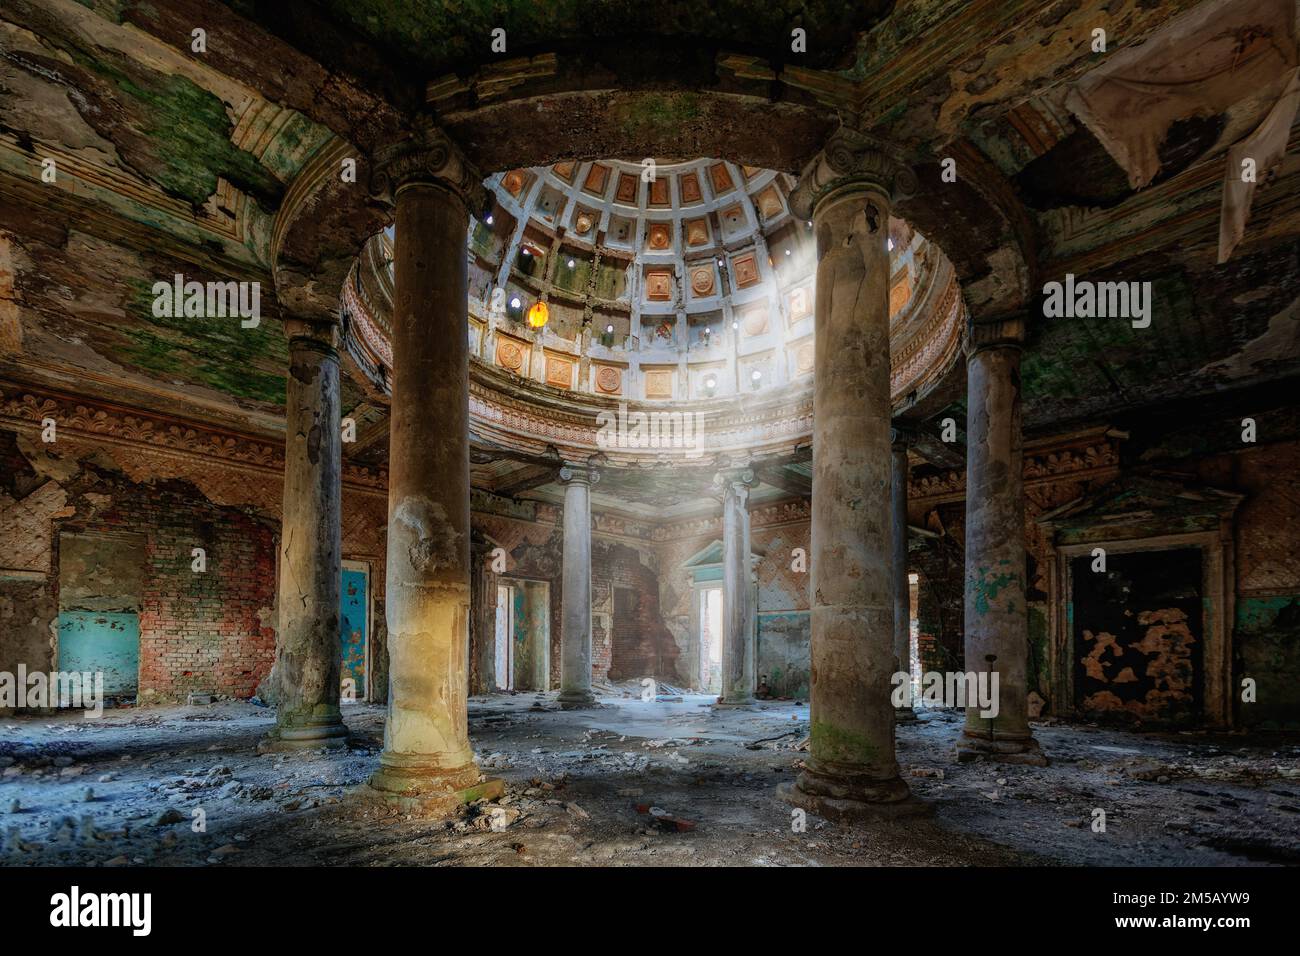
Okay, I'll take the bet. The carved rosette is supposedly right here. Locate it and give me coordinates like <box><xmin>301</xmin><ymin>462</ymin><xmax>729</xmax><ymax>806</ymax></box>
<box><xmin>789</xmin><ymin>126</ymin><xmax>918</xmax><ymax>220</ymax></box>
<box><xmin>368</xmin><ymin>116</ymin><xmax>487</xmax><ymax>213</ymax></box>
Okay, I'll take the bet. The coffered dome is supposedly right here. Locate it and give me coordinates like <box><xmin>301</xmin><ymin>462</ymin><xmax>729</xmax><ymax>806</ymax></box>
<box><xmin>342</xmin><ymin>158</ymin><xmax>964</xmax><ymax>460</ymax></box>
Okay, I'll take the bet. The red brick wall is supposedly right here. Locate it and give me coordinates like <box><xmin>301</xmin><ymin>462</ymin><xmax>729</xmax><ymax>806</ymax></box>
<box><xmin>69</xmin><ymin>481</ymin><xmax>278</xmax><ymax>701</ymax></box>
<box><xmin>598</xmin><ymin>541</ymin><xmax>681</xmax><ymax>684</ymax></box>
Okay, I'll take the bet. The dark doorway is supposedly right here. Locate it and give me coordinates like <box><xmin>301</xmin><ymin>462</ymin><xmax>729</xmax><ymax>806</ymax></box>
<box><xmin>1071</xmin><ymin>547</ymin><xmax>1204</xmax><ymax>725</ymax></box>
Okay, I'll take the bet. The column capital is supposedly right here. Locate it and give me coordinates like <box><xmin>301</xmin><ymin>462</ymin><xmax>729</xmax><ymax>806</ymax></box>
<box><xmin>369</xmin><ymin>115</ymin><xmax>487</xmax><ymax>213</ymax></box>
<box><xmin>789</xmin><ymin>126</ymin><xmax>918</xmax><ymax>220</ymax></box>
<box><xmin>965</xmin><ymin>314</ymin><xmax>1027</xmax><ymax>357</ymax></box>
<box><xmin>712</xmin><ymin>466</ymin><xmax>756</xmax><ymax>503</ymax></box>
<box><xmin>282</xmin><ymin>316</ymin><xmax>339</xmax><ymax>348</ymax></box>
<box><xmin>558</xmin><ymin>463</ymin><xmax>600</xmax><ymax>486</ymax></box>
<box><xmin>890</xmin><ymin>425</ymin><xmax>918</xmax><ymax>452</ymax></box>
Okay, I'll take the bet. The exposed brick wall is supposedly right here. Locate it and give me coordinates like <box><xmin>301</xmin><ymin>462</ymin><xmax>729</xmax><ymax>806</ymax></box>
<box><xmin>598</xmin><ymin>540</ymin><xmax>681</xmax><ymax>685</ymax></box>
<box><xmin>50</xmin><ymin>471</ymin><xmax>279</xmax><ymax>702</ymax></box>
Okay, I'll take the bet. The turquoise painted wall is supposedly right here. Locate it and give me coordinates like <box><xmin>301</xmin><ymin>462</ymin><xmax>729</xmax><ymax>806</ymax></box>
<box><xmin>340</xmin><ymin>567</ymin><xmax>368</xmax><ymax>697</ymax></box>
<box><xmin>57</xmin><ymin>611</ymin><xmax>139</xmax><ymax>695</ymax></box>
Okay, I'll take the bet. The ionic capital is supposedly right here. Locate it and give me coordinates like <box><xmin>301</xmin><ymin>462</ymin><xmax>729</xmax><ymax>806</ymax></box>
<box><xmin>369</xmin><ymin>115</ymin><xmax>487</xmax><ymax>213</ymax></box>
<box><xmin>789</xmin><ymin>126</ymin><xmax>917</xmax><ymax>221</ymax></box>
<box><xmin>559</xmin><ymin>463</ymin><xmax>600</xmax><ymax>487</ymax></box>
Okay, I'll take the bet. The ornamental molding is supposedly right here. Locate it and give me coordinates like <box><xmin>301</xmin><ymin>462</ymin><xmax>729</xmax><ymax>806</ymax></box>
<box><xmin>0</xmin><ymin>385</ymin><xmax>388</xmax><ymax>493</ymax></box>
<box><xmin>910</xmin><ymin>431</ymin><xmax>1122</xmax><ymax>503</ymax></box>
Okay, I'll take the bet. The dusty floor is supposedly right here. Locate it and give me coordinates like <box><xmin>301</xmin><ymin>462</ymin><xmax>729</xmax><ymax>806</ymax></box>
<box><xmin>1</xmin><ymin>693</ymin><xmax>1297</xmax><ymax>867</ymax></box>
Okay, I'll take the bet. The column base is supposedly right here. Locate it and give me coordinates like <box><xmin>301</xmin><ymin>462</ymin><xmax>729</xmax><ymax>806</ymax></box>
<box><xmin>366</xmin><ymin>759</ymin><xmax>504</xmax><ymax>814</ymax></box>
<box><xmin>257</xmin><ymin>716</ymin><xmax>349</xmax><ymax>753</ymax></box>
<box><xmin>956</xmin><ymin>729</ymin><xmax>1048</xmax><ymax>766</ymax></box>
<box><xmin>715</xmin><ymin>697</ymin><xmax>756</xmax><ymax>708</ymax></box>
<box><xmin>557</xmin><ymin>689</ymin><xmax>599</xmax><ymax>709</ymax></box>
<box><xmin>778</xmin><ymin>767</ymin><xmax>930</xmax><ymax>822</ymax></box>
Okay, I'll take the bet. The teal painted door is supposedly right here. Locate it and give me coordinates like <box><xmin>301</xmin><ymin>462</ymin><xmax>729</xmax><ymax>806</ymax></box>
<box><xmin>57</xmin><ymin>611</ymin><xmax>140</xmax><ymax>695</ymax></box>
<box><xmin>340</xmin><ymin>566</ymin><xmax>368</xmax><ymax>699</ymax></box>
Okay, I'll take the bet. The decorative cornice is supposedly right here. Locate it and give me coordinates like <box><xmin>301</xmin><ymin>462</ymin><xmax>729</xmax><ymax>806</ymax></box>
<box><xmin>789</xmin><ymin>126</ymin><xmax>918</xmax><ymax>220</ymax></box>
<box><xmin>910</xmin><ymin>429</ymin><xmax>1122</xmax><ymax>503</ymax></box>
<box><xmin>0</xmin><ymin>385</ymin><xmax>388</xmax><ymax>493</ymax></box>
<box><xmin>368</xmin><ymin>116</ymin><xmax>487</xmax><ymax>212</ymax></box>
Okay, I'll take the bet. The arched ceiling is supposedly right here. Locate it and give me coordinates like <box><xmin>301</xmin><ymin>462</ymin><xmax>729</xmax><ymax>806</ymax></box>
<box><xmin>342</xmin><ymin>158</ymin><xmax>963</xmax><ymax>456</ymax></box>
<box><xmin>0</xmin><ymin>0</ymin><xmax>1297</xmax><ymax>516</ymax></box>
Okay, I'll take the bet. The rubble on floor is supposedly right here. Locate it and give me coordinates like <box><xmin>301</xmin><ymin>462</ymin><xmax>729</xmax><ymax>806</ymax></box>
<box><xmin>1</xmin><ymin>696</ymin><xmax>1296</xmax><ymax>866</ymax></box>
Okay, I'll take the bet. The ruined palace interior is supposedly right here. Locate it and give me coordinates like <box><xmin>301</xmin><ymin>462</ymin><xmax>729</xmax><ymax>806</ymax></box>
<box><xmin>1</xmin><ymin>0</ymin><xmax>1299</xmax><ymax>879</ymax></box>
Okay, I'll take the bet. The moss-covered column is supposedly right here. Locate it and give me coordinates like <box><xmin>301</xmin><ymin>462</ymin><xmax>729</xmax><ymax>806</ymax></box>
<box><xmin>958</xmin><ymin>317</ymin><xmax>1046</xmax><ymax>765</ymax></box>
<box><xmin>366</xmin><ymin>119</ymin><xmax>502</xmax><ymax>808</ymax></box>
<box><xmin>558</xmin><ymin>463</ymin><xmax>599</xmax><ymax>708</ymax></box>
<box><xmin>891</xmin><ymin>429</ymin><xmax>918</xmax><ymax>722</ymax></box>
<box><xmin>262</xmin><ymin>317</ymin><xmax>347</xmax><ymax>751</ymax></box>
<box><xmin>715</xmin><ymin>467</ymin><xmax>756</xmax><ymax>706</ymax></box>
<box><xmin>779</xmin><ymin>128</ymin><xmax>926</xmax><ymax>820</ymax></box>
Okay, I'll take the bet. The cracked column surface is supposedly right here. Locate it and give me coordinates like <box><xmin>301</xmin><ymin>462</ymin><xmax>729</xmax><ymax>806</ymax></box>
<box><xmin>891</xmin><ymin>433</ymin><xmax>918</xmax><ymax>722</ymax></box>
<box><xmin>778</xmin><ymin>128</ymin><xmax>926</xmax><ymax>820</ymax></box>
<box><xmin>716</xmin><ymin>468</ymin><xmax>756</xmax><ymax>706</ymax></box>
<box><xmin>959</xmin><ymin>318</ymin><xmax>1046</xmax><ymax>765</ymax></box>
<box><xmin>263</xmin><ymin>318</ymin><xmax>347</xmax><ymax>751</ymax></box>
<box><xmin>367</xmin><ymin>121</ymin><xmax>502</xmax><ymax>807</ymax></box>
<box><xmin>558</xmin><ymin>465</ymin><xmax>598</xmax><ymax>708</ymax></box>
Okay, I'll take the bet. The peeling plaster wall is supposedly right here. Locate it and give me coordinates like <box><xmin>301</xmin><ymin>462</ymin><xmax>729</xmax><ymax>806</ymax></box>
<box><xmin>0</xmin><ymin>428</ymin><xmax>388</xmax><ymax>708</ymax></box>
<box><xmin>655</xmin><ymin>517</ymin><xmax>812</xmax><ymax>697</ymax></box>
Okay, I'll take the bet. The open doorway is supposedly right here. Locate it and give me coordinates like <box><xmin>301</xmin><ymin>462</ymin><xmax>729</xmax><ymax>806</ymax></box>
<box><xmin>494</xmin><ymin>583</ymin><xmax>514</xmax><ymax>690</ymax></box>
<box><xmin>494</xmin><ymin>579</ymin><xmax>550</xmax><ymax>692</ymax></box>
<box><xmin>698</xmin><ymin>585</ymin><xmax>723</xmax><ymax>693</ymax></box>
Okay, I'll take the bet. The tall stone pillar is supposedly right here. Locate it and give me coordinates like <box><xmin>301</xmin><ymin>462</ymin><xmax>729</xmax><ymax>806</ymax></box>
<box><xmin>958</xmin><ymin>317</ymin><xmax>1046</xmax><ymax>764</ymax></box>
<box><xmin>263</xmin><ymin>317</ymin><xmax>348</xmax><ymax>751</ymax></box>
<box><xmin>558</xmin><ymin>464</ymin><xmax>599</xmax><ymax>708</ymax></box>
<box><xmin>714</xmin><ymin>468</ymin><xmax>756</xmax><ymax>706</ymax></box>
<box><xmin>779</xmin><ymin>127</ymin><xmax>926</xmax><ymax>820</ymax></box>
<box><xmin>891</xmin><ymin>430</ymin><xmax>917</xmax><ymax>721</ymax></box>
<box><xmin>468</xmin><ymin>531</ymin><xmax>497</xmax><ymax>696</ymax></box>
<box><xmin>366</xmin><ymin>119</ymin><xmax>502</xmax><ymax>806</ymax></box>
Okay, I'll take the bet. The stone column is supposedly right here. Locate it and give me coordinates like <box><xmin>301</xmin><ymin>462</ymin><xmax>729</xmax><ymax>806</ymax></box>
<box><xmin>366</xmin><ymin>119</ymin><xmax>502</xmax><ymax>807</ymax></box>
<box><xmin>779</xmin><ymin>127</ymin><xmax>926</xmax><ymax>820</ymax></box>
<box><xmin>891</xmin><ymin>430</ymin><xmax>918</xmax><ymax>721</ymax></box>
<box><xmin>558</xmin><ymin>463</ymin><xmax>599</xmax><ymax>708</ymax></box>
<box><xmin>468</xmin><ymin>531</ymin><xmax>497</xmax><ymax>696</ymax></box>
<box><xmin>714</xmin><ymin>467</ymin><xmax>756</xmax><ymax>706</ymax></box>
<box><xmin>262</xmin><ymin>318</ymin><xmax>348</xmax><ymax>751</ymax></box>
<box><xmin>958</xmin><ymin>317</ymin><xmax>1046</xmax><ymax>764</ymax></box>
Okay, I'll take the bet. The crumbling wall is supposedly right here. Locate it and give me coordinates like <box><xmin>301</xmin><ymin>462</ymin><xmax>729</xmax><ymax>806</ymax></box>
<box><xmin>0</xmin><ymin>427</ymin><xmax>388</xmax><ymax>706</ymax></box>
<box><xmin>753</xmin><ymin>522</ymin><xmax>810</xmax><ymax>699</ymax></box>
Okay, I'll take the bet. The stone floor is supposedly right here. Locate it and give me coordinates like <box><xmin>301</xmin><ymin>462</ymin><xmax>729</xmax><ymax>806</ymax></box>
<box><xmin>1</xmin><ymin>693</ymin><xmax>1297</xmax><ymax>866</ymax></box>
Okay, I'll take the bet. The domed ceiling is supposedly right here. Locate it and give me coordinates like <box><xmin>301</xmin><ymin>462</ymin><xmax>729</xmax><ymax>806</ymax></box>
<box><xmin>342</xmin><ymin>158</ymin><xmax>965</xmax><ymax>467</ymax></box>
